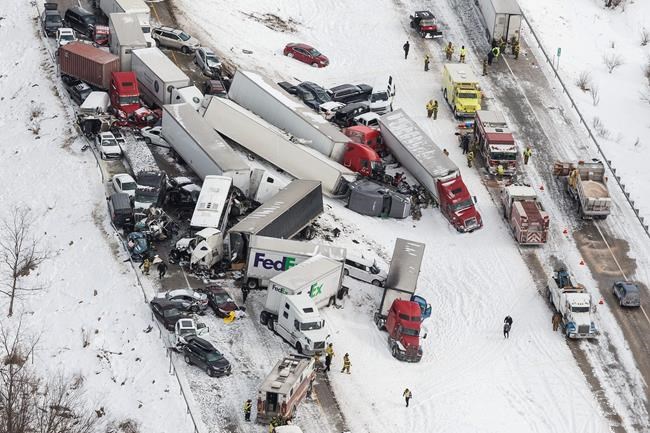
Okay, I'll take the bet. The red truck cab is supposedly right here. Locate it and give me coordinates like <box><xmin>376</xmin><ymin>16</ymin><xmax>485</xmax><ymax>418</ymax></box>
<box><xmin>438</xmin><ymin>175</ymin><xmax>483</xmax><ymax>232</ymax></box>
<box><xmin>474</xmin><ymin>110</ymin><xmax>517</xmax><ymax>176</ymax></box>
<box><xmin>343</xmin><ymin>125</ymin><xmax>384</xmax><ymax>154</ymax></box>
<box><xmin>110</xmin><ymin>71</ymin><xmax>141</xmax><ymax>114</ymax></box>
<box><xmin>385</xmin><ymin>299</ymin><xmax>425</xmax><ymax>362</ymax></box>
<box><xmin>343</xmin><ymin>142</ymin><xmax>382</xmax><ymax>177</ymax></box>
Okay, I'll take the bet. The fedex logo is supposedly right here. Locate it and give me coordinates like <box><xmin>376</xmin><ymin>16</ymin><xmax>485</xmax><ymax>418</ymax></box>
<box><xmin>253</xmin><ymin>253</ymin><xmax>297</xmax><ymax>271</ymax></box>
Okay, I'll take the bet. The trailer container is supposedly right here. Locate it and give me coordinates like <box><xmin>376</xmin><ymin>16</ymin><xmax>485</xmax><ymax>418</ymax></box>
<box><xmin>59</xmin><ymin>42</ymin><xmax>120</xmax><ymax>90</ymax></box>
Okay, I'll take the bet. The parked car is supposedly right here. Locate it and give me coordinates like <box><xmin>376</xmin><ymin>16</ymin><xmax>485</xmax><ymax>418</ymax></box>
<box><xmin>183</xmin><ymin>336</ymin><xmax>232</xmax><ymax>377</ymax></box>
<box><xmin>56</xmin><ymin>27</ymin><xmax>76</xmax><ymax>48</ymax></box>
<box><xmin>200</xmin><ymin>285</ymin><xmax>239</xmax><ymax>318</ymax></box>
<box><xmin>95</xmin><ymin>131</ymin><xmax>122</xmax><ymax>160</ymax></box>
<box><xmin>295</xmin><ymin>81</ymin><xmax>331</xmax><ymax>110</ymax></box>
<box><xmin>612</xmin><ymin>281</ymin><xmax>641</xmax><ymax>307</ymax></box>
<box><xmin>152</xmin><ymin>26</ymin><xmax>200</xmax><ymax>53</ymax></box>
<box><xmin>328</xmin><ymin>84</ymin><xmax>373</xmax><ymax>104</ymax></box>
<box><xmin>150</xmin><ymin>298</ymin><xmax>190</xmax><ymax>331</ymax></box>
<box><xmin>166</xmin><ymin>177</ymin><xmax>201</xmax><ymax>207</ymax></box>
<box><xmin>162</xmin><ymin>289</ymin><xmax>209</xmax><ymax>313</ymax></box>
<box><xmin>344</xmin><ymin>256</ymin><xmax>387</xmax><ymax>286</ymax></box>
<box><xmin>332</xmin><ymin>102</ymin><xmax>370</xmax><ymax>127</ymax></box>
<box><xmin>111</xmin><ymin>173</ymin><xmax>137</xmax><ymax>198</ymax></box>
<box><xmin>194</xmin><ymin>47</ymin><xmax>221</xmax><ymax>77</ymax></box>
<box><xmin>203</xmin><ymin>79</ymin><xmax>228</xmax><ymax>98</ymax></box>
<box><xmin>64</xmin><ymin>7</ymin><xmax>96</xmax><ymax>36</ymax></box>
<box><xmin>318</xmin><ymin>101</ymin><xmax>345</xmax><ymax>120</ymax></box>
<box><xmin>140</xmin><ymin>126</ymin><xmax>168</xmax><ymax>147</ymax></box>
<box><xmin>107</xmin><ymin>192</ymin><xmax>134</xmax><ymax>229</ymax></box>
<box><xmin>41</xmin><ymin>3</ymin><xmax>63</xmax><ymax>36</ymax></box>
<box><xmin>66</xmin><ymin>80</ymin><xmax>92</xmax><ymax>105</ymax></box>
<box><xmin>283</xmin><ymin>43</ymin><xmax>329</xmax><ymax>68</ymax></box>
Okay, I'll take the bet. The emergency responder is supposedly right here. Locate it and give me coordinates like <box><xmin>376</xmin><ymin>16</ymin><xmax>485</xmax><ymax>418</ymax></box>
<box><xmin>552</xmin><ymin>312</ymin><xmax>562</xmax><ymax>331</ymax></box>
<box><xmin>523</xmin><ymin>146</ymin><xmax>532</xmax><ymax>165</ymax></box>
<box><xmin>499</xmin><ymin>37</ymin><xmax>507</xmax><ymax>57</ymax></box>
<box><xmin>512</xmin><ymin>39</ymin><xmax>520</xmax><ymax>59</ymax></box>
<box><xmin>139</xmin><ymin>257</ymin><xmax>151</xmax><ymax>275</ymax></box>
<box><xmin>443</xmin><ymin>148</ymin><xmax>449</xmax><ymax>156</ymax></box>
<box><xmin>483</xmin><ymin>58</ymin><xmax>488</xmax><ymax>76</ymax></box>
<box><xmin>461</xmin><ymin>134</ymin><xmax>470</xmax><ymax>154</ymax></box>
<box><xmin>488</xmin><ymin>46</ymin><xmax>500</xmax><ymax>65</ymax></box>
<box><xmin>432</xmin><ymin>100</ymin><xmax>438</xmax><ymax>120</ymax></box>
<box><xmin>445</xmin><ymin>42</ymin><xmax>454</xmax><ymax>61</ymax></box>
<box><xmin>426</xmin><ymin>100</ymin><xmax>435</xmax><ymax>118</ymax></box>
<box><xmin>466</xmin><ymin>151</ymin><xmax>474</xmax><ymax>168</ymax></box>
<box><xmin>403</xmin><ymin>388</ymin><xmax>413</xmax><ymax>407</ymax></box>
<box><xmin>324</xmin><ymin>343</ymin><xmax>334</xmax><ymax>372</ymax></box>
<box><xmin>424</xmin><ymin>54</ymin><xmax>430</xmax><ymax>71</ymax></box>
<box><xmin>341</xmin><ymin>353</ymin><xmax>351</xmax><ymax>374</ymax></box>
<box><xmin>243</xmin><ymin>399</ymin><xmax>252</xmax><ymax>421</ymax></box>
<box><xmin>459</xmin><ymin>45</ymin><xmax>467</xmax><ymax>63</ymax></box>
<box><xmin>496</xmin><ymin>164</ymin><xmax>505</xmax><ymax>180</ymax></box>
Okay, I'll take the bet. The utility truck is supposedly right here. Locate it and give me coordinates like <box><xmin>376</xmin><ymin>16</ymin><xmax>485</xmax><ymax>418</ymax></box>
<box><xmin>553</xmin><ymin>160</ymin><xmax>611</xmax><ymax>219</ymax></box>
<box><xmin>442</xmin><ymin>64</ymin><xmax>482</xmax><ymax>118</ymax></box>
<box><xmin>500</xmin><ymin>184</ymin><xmax>548</xmax><ymax>245</ymax></box>
<box><xmin>379</xmin><ymin>109</ymin><xmax>483</xmax><ymax>232</ymax></box>
<box><xmin>547</xmin><ymin>270</ymin><xmax>598</xmax><ymax>339</ymax></box>
<box><xmin>474</xmin><ymin>110</ymin><xmax>517</xmax><ymax>175</ymax></box>
<box><xmin>374</xmin><ymin>238</ymin><xmax>430</xmax><ymax>362</ymax></box>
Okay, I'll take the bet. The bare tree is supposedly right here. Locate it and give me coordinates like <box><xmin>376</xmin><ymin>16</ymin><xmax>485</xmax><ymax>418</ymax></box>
<box><xmin>590</xmin><ymin>83</ymin><xmax>601</xmax><ymax>106</ymax></box>
<box><xmin>575</xmin><ymin>71</ymin><xmax>592</xmax><ymax>91</ymax></box>
<box><xmin>641</xmin><ymin>28</ymin><xmax>650</xmax><ymax>46</ymax></box>
<box><xmin>603</xmin><ymin>53</ymin><xmax>623</xmax><ymax>73</ymax></box>
<box><xmin>0</xmin><ymin>207</ymin><xmax>48</xmax><ymax>316</ymax></box>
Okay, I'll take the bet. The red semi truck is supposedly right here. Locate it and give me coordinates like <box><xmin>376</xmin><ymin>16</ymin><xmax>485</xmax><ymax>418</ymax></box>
<box><xmin>343</xmin><ymin>125</ymin><xmax>384</xmax><ymax>154</ymax></box>
<box><xmin>109</xmin><ymin>71</ymin><xmax>158</xmax><ymax>127</ymax></box>
<box><xmin>474</xmin><ymin>110</ymin><xmax>517</xmax><ymax>176</ymax></box>
<box><xmin>379</xmin><ymin>109</ymin><xmax>482</xmax><ymax>232</ymax></box>
<box><xmin>59</xmin><ymin>42</ymin><xmax>120</xmax><ymax>90</ymax></box>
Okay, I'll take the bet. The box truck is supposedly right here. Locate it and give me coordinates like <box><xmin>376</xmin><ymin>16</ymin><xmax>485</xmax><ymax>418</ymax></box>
<box><xmin>108</xmin><ymin>13</ymin><xmax>147</xmax><ymax>71</ymax></box>
<box><xmin>476</xmin><ymin>0</ymin><xmax>522</xmax><ymax>44</ymax></box>
<box><xmin>99</xmin><ymin>0</ymin><xmax>153</xmax><ymax>46</ymax></box>
<box><xmin>199</xmin><ymin>95</ymin><xmax>357</xmax><ymax>197</ymax></box>
<box><xmin>442</xmin><ymin>64</ymin><xmax>482</xmax><ymax>118</ymax></box>
<box><xmin>131</xmin><ymin>48</ymin><xmax>191</xmax><ymax>108</ymax></box>
<box><xmin>242</xmin><ymin>235</ymin><xmax>346</xmax><ymax>289</ymax></box>
<box><xmin>379</xmin><ymin>109</ymin><xmax>482</xmax><ymax>232</ymax></box>
<box><xmin>59</xmin><ymin>42</ymin><xmax>120</xmax><ymax>90</ymax></box>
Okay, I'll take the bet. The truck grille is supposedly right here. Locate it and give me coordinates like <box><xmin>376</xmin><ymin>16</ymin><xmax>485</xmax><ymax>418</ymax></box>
<box><xmin>464</xmin><ymin>218</ymin><xmax>477</xmax><ymax>229</ymax></box>
<box><xmin>578</xmin><ymin>325</ymin><xmax>590</xmax><ymax>335</ymax></box>
<box><xmin>313</xmin><ymin>341</ymin><xmax>325</xmax><ymax>350</ymax></box>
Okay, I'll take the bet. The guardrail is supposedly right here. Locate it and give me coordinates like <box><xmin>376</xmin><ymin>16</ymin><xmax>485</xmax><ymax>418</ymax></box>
<box><xmin>30</xmin><ymin>3</ymin><xmax>206</xmax><ymax>431</ymax></box>
<box><xmin>520</xmin><ymin>12</ymin><xmax>650</xmax><ymax>239</ymax></box>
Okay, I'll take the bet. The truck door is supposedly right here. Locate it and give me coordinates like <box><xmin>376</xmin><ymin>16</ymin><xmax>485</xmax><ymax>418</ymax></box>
<box><xmin>494</xmin><ymin>14</ymin><xmax>507</xmax><ymax>41</ymax></box>
<box><xmin>265</xmin><ymin>392</ymin><xmax>278</xmax><ymax>413</ymax></box>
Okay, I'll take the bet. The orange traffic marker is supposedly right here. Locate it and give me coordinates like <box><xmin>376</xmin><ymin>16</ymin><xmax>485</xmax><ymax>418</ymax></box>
<box><xmin>579</xmin><ymin>259</ymin><xmax>585</xmax><ymax>265</ymax></box>
<box><xmin>599</xmin><ymin>297</ymin><xmax>605</xmax><ymax>305</ymax></box>
<box><xmin>539</xmin><ymin>184</ymin><xmax>544</xmax><ymax>191</ymax></box>
<box><xmin>562</xmin><ymin>228</ymin><xmax>568</xmax><ymax>235</ymax></box>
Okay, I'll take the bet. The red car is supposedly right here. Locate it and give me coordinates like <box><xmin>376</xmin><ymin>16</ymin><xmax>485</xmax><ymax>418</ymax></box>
<box><xmin>283</xmin><ymin>43</ymin><xmax>329</xmax><ymax>68</ymax></box>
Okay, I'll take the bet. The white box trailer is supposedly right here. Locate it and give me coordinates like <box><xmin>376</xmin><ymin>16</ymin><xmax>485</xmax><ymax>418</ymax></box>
<box><xmin>243</xmin><ymin>235</ymin><xmax>346</xmax><ymax>289</ymax></box>
<box><xmin>199</xmin><ymin>95</ymin><xmax>355</xmax><ymax>197</ymax></box>
<box><xmin>108</xmin><ymin>13</ymin><xmax>148</xmax><ymax>71</ymax></box>
<box><xmin>131</xmin><ymin>48</ymin><xmax>191</xmax><ymax>108</ymax></box>
<box><xmin>171</xmin><ymin>85</ymin><xmax>204</xmax><ymax>110</ymax></box>
<box><xmin>161</xmin><ymin>103</ymin><xmax>252</xmax><ymax>195</ymax></box>
<box><xmin>227</xmin><ymin>70</ymin><xmax>350</xmax><ymax>162</ymax></box>
<box><xmin>99</xmin><ymin>0</ymin><xmax>153</xmax><ymax>46</ymax></box>
<box><xmin>476</xmin><ymin>0</ymin><xmax>522</xmax><ymax>44</ymax></box>
<box><xmin>190</xmin><ymin>175</ymin><xmax>233</xmax><ymax>233</ymax></box>
<box><xmin>265</xmin><ymin>255</ymin><xmax>345</xmax><ymax>310</ymax></box>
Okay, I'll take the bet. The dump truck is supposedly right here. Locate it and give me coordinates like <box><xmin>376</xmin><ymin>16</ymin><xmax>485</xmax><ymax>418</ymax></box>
<box><xmin>442</xmin><ymin>64</ymin><xmax>482</xmax><ymax>118</ymax></box>
<box><xmin>59</xmin><ymin>42</ymin><xmax>120</xmax><ymax>90</ymax></box>
<box><xmin>547</xmin><ymin>270</ymin><xmax>598</xmax><ymax>339</ymax></box>
<box><xmin>553</xmin><ymin>160</ymin><xmax>611</xmax><ymax>219</ymax></box>
<box><xmin>474</xmin><ymin>110</ymin><xmax>517</xmax><ymax>176</ymax></box>
<box><xmin>476</xmin><ymin>0</ymin><xmax>522</xmax><ymax>45</ymax></box>
<box><xmin>379</xmin><ymin>109</ymin><xmax>483</xmax><ymax>232</ymax></box>
<box><xmin>374</xmin><ymin>238</ymin><xmax>429</xmax><ymax>362</ymax></box>
<box><xmin>500</xmin><ymin>184</ymin><xmax>549</xmax><ymax>245</ymax></box>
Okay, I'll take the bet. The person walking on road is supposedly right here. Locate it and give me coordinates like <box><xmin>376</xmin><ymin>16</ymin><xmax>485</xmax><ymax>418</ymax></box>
<box><xmin>504</xmin><ymin>315</ymin><xmax>513</xmax><ymax>327</ymax></box>
<box><xmin>487</xmin><ymin>49</ymin><xmax>495</xmax><ymax>66</ymax></box>
<box><xmin>461</xmin><ymin>134</ymin><xmax>470</xmax><ymax>154</ymax></box>
<box><xmin>242</xmin><ymin>286</ymin><xmax>250</xmax><ymax>303</ymax></box>
<box><xmin>443</xmin><ymin>148</ymin><xmax>449</xmax><ymax>156</ymax></box>
<box><xmin>157</xmin><ymin>261</ymin><xmax>167</xmax><ymax>279</ymax></box>
<box><xmin>459</xmin><ymin>45</ymin><xmax>467</xmax><ymax>63</ymax></box>
<box><xmin>483</xmin><ymin>58</ymin><xmax>488</xmax><ymax>76</ymax></box>
<box><xmin>243</xmin><ymin>399</ymin><xmax>252</xmax><ymax>421</ymax></box>
<box><xmin>403</xmin><ymin>388</ymin><xmax>412</xmax><ymax>407</ymax></box>
<box><xmin>503</xmin><ymin>322</ymin><xmax>511</xmax><ymax>338</ymax></box>
<box><xmin>341</xmin><ymin>353</ymin><xmax>351</xmax><ymax>374</ymax></box>
<box><xmin>512</xmin><ymin>40</ymin><xmax>520</xmax><ymax>59</ymax></box>
<box><xmin>491</xmin><ymin>46</ymin><xmax>500</xmax><ymax>63</ymax></box>
<box><xmin>496</xmin><ymin>164</ymin><xmax>505</xmax><ymax>181</ymax></box>
<box><xmin>426</xmin><ymin>100</ymin><xmax>435</xmax><ymax>118</ymax></box>
<box><xmin>403</xmin><ymin>41</ymin><xmax>410</xmax><ymax>59</ymax></box>
<box><xmin>445</xmin><ymin>42</ymin><xmax>454</xmax><ymax>61</ymax></box>
<box><xmin>552</xmin><ymin>312</ymin><xmax>562</xmax><ymax>331</ymax></box>
<box><xmin>466</xmin><ymin>151</ymin><xmax>474</xmax><ymax>168</ymax></box>
<box><xmin>424</xmin><ymin>54</ymin><xmax>430</xmax><ymax>71</ymax></box>
<box><xmin>523</xmin><ymin>146</ymin><xmax>532</xmax><ymax>165</ymax></box>
<box><xmin>432</xmin><ymin>100</ymin><xmax>438</xmax><ymax>120</ymax></box>
<box><xmin>324</xmin><ymin>343</ymin><xmax>334</xmax><ymax>372</ymax></box>
<box><xmin>139</xmin><ymin>257</ymin><xmax>151</xmax><ymax>275</ymax></box>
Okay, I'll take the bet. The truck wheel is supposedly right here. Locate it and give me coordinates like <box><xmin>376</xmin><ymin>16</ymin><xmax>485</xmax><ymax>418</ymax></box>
<box><xmin>391</xmin><ymin>345</ymin><xmax>399</xmax><ymax>358</ymax></box>
<box><xmin>260</xmin><ymin>311</ymin><xmax>268</xmax><ymax>325</ymax></box>
<box><xmin>295</xmin><ymin>342</ymin><xmax>303</xmax><ymax>354</ymax></box>
<box><xmin>184</xmin><ymin>355</ymin><xmax>192</xmax><ymax>365</ymax></box>
<box><xmin>287</xmin><ymin>52</ymin><xmax>294</xmax><ymax>58</ymax></box>
<box><xmin>336</xmin><ymin>287</ymin><xmax>348</xmax><ymax>300</ymax></box>
<box><xmin>181</xmin><ymin>46</ymin><xmax>190</xmax><ymax>54</ymax></box>
<box><xmin>343</xmin><ymin>269</ymin><xmax>349</xmax><ymax>276</ymax></box>
<box><xmin>371</xmin><ymin>280</ymin><xmax>381</xmax><ymax>287</ymax></box>
<box><xmin>420</xmin><ymin>31</ymin><xmax>425</xmax><ymax>38</ymax></box>
<box><xmin>267</xmin><ymin>319</ymin><xmax>275</xmax><ymax>331</ymax></box>
<box><xmin>144</xmin><ymin>137</ymin><xmax>151</xmax><ymax>144</ymax></box>
<box><xmin>311</xmin><ymin>62</ymin><xmax>319</xmax><ymax>68</ymax></box>
<box><xmin>246</xmin><ymin>278</ymin><xmax>259</xmax><ymax>290</ymax></box>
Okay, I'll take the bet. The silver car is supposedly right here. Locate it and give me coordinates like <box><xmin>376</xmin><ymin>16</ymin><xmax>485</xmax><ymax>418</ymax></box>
<box><xmin>612</xmin><ymin>281</ymin><xmax>641</xmax><ymax>307</ymax></box>
<box><xmin>152</xmin><ymin>26</ymin><xmax>200</xmax><ymax>54</ymax></box>
<box><xmin>194</xmin><ymin>47</ymin><xmax>222</xmax><ymax>77</ymax></box>
<box><xmin>163</xmin><ymin>289</ymin><xmax>209</xmax><ymax>313</ymax></box>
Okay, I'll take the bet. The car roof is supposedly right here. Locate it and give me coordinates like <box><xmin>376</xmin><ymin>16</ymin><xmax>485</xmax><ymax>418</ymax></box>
<box><xmin>44</xmin><ymin>9</ymin><xmax>61</xmax><ymax>16</ymax></box>
<box><xmin>187</xmin><ymin>336</ymin><xmax>216</xmax><ymax>351</ymax></box>
<box><xmin>58</xmin><ymin>28</ymin><xmax>74</xmax><ymax>34</ymax></box>
<box><xmin>99</xmin><ymin>131</ymin><xmax>115</xmax><ymax>138</ymax></box>
<box><xmin>156</xmin><ymin>26</ymin><xmax>182</xmax><ymax>34</ymax></box>
<box><xmin>289</xmin><ymin>43</ymin><xmax>313</xmax><ymax>50</ymax></box>
<box><xmin>331</xmin><ymin>84</ymin><xmax>358</xmax><ymax>92</ymax></box>
<box><xmin>114</xmin><ymin>173</ymin><xmax>135</xmax><ymax>181</ymax></box>
<box><xmin>199</xmin><ymin>47</ymin><xmax>215</xmax><ymax>55</ymax></box>
<box><xmin>167</xmin><ymin>288</ymin><xmax>195</xmax><ymax>297</ymax></box>
<box><xmin>617</xmin><ymin>282</ymin><xmax>640</xmax><ymax>292</ymax></box>
<box><xmin>151</xmin><ymin>298</ymin><xmax>182</xmax><ymax>309</ymax></box>
<box><xmin>67</xmin><ymin>6</ymin><xmax>93</xmax><ymax>16</ymax></box>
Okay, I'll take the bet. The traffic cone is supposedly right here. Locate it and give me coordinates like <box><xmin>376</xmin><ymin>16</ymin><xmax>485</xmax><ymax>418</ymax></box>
<box><xmin>599</xmin><ymin>297</ymin><xmax>605</xmax><ymax>305</ymax></box>
<box><xmin>579</xmin><ymin>259</ymin><xmax>585</xmax><ymax>265</ymax></box>
<box><xmin>562</xmin><ymin>228</ymin><xmax>568</xmax><ymax>235</ymax></box>
<box><xmin>539</xmin><ymin>184</ymin><xmax>544</xmax><ymax>191</ymax></box>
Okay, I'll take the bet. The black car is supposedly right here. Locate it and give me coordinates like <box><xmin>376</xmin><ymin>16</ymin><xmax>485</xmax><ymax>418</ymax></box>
<box><xmin>136</xmin><ymin>170</ymin><xmax>167</xmax><ymax>207</ymax></box>
<box><xmin>295</xmin><ymin>81</ymin><xmax>331</xmax><ymax>110</ymax></box>
<box><xmin>64</xmin><ymin>7</ymin><xmax>96</xmax><ymax>36</ymax></box>
<box><xmin>66</xmin><ymin>80</ymin><xmax>93</xmax><ymax>105</ymax></box>
<box><xmin>41</xmin><ymin>3</ymin><xmax>63</xmax><ymax>36</ymax></box>
<box><xmin>200</xmin><ymin>285</ymin><xmax>239</xmax><ymax>318</ymax></box>
<box><xmin>328</xmin><ymin>84</ymin><xmax>373</xmax><ymax>104</ymax></box>
<box><xmin>150</xmin><ymin>298</ymin><xmax>190</xmax><ymax>331</ymax></box>
<box><xmin>183</xmin><ymin>336</ymin><xmax>232</xmax><ymax>377</ymax></box>
<box><xmin>107</xmin><ymin>192</ymin><xmax>134</xmax><ymax>229</ymax></box>
<box><xmin>333</xmin><ymin>102</ymin><xmax>370</xmax><ymax>127</ymax></box>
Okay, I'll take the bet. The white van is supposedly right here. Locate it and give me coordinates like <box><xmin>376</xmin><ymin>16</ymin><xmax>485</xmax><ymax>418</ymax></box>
<box><xmin>368</xmin><ymin>76</ymin><xmax>395</xmax><ymax>114</ymax></box>
<box><xmin>344</xmin><ymin>255</ymin><xmax>387</xmax><ymax>286</ymax></box>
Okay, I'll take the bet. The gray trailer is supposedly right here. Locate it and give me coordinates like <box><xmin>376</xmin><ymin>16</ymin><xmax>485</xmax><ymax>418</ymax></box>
<box><xmin>228</xmin><ymin>180</ymin><xmax>323</xmax><ymax>264</ymax></box>
<box><xmin>476</xmin><ymin>0</ymin><xmax>522</xmax><ymax>44</ymax></box>
<box><xmin>131</xmin><ymin>48</ymin><xmax>191</xmax><ymax>108</ymax></box>
<box><xmin>227</xmin><ymin>70</ymin><xmax>351</xmax><ymax>162</ymax></box>
<box><xmin>108</xmin><ymin>13</ymin><xmax>147</xmax><ymax>71</ymax></box>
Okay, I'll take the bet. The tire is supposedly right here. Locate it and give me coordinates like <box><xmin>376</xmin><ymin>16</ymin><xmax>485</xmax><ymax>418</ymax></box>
<box><xmin>100</xmin><ymin>153</ymin><xmax>106</xmax><ymax>160</ymax></box>
<box><xmin>206</xmin><ymin>366</ymin><xmax>215</xmax><ymax>377</ymax></box>
<box><xmin>267</xmin><ymin>319</ymin><xmax>274</xmax><ymax>331</ymax></box>
<box><xmin>155</xmin><ymin>39</ymin><xmax>160</xmax><ymax>47</ymax></box>
<box><xmin>311</xmin><ymin>62</ymin><xmax>319</xmax><ymax>68</ymax></box>
<box><xmin>372</xmin><ymin>280</ymin><xmax>381</xmax><ymax>287</ymax></box>
<box><xmin>295</xmin><ymin>342</ymin><xmax>303</xmax><ymax>354</ymax></box>
<box><xmin>287</xmin><ymin>52</ymin><xmax>294</xmax><ymax>58</ymax></box>
<box><xmin>260</xmin><ymin>311</ymin><xmax>268</xmax><ymax>325</ymax></box>
<box><xmin>144</xmin><ymin>137</ymin><xmax>151</xmax><ymax>144</ymax></box>
<box><xmin>184</xmin><ymin>355</ymin><xmax>192</xmax><ymax>365</ymax></box>
<box><xmin>181</xmin><ymin>46</ymin><xmax>189</xmax><ymax>54</ymax></box>
<box><xmin>343</xmin><ymin>269</ymin><xmax>349</xmax><ymax>276</ymax></box>
<box><xmin>391</xmin><ymin>345</ymin><xmax>399</xmax><ymax>358</ymax></box>
<box><xmin>246</xmin><ymin>278</ymin><xmax>259</xmax><ymax>290</ymax></box>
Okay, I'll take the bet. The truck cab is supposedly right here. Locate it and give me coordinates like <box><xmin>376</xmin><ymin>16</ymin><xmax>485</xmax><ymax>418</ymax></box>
<box><xmin>172</xmin><ymin>227</ymin><xmax>224</xmax><ymax>269</ymax></box>
<box><xmin>548</xmin><ymin>270</ymin><xmax>598</xmax><ymax>339</ymax></box>
<box><xmin>270</xmin><ymin>294</ymin><xmax>329</xmax><ymax>355</ymax></box>
<box><xmin>437</xmin><ymin>175</ymin><xmax>482</xmax><ymax>232</ymax></box>
<box><xmin>442</xmin><ymin>64</ymin><xmax>482</xmax><ymax>118</ymax></box>
<box><xmin>110</xmin><ymin>71</ymin><xmax>141</xmax><ymax>114</ymax></box>
<box><xmin>343</xmin><ymin>142</ymin><xmax>383</xmax><ymax>177</ymax></box>
<box><xmin>343</xmin><ymin>125</ymin><xmax>384</xmax><ymax>154</ymax></box>
<box><xmin>385</xmin><ymin>299</ymin><xmax>426</xmax><ymax>362</ymax></box>
<box><xmin>474</xmin><ymin>110</ymin><xmax>517</xmax><ymax>175</ymax></box>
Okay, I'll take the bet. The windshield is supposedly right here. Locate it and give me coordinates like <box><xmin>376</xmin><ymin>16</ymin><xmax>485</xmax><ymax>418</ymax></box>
<box><xmin>491</xmin><ymin>151</ymin><xmax>517</xmax><ymax>161</ymax></box>
<box><xmin>141</xmin><ymin>26</ymin><xmax>150</xmax><ymax>34</ymax></box>
<box><xmin>121</xmin><ymin>181</ymin><xmax>137</xmax><ymax>191</ymax></box>
<box><xmin>46</xmin><ymin>15</ymin><xmax>62</xmax><ymax>24</ymax></box>
<box><xmin>135</xmin><ymin>190</ymin><xmax>157</xmax><ymax>203</ymax></box>
<box><xmin>205</xmin><ymin>351</ymin><xmax>223</xmax><ymax>362</ymax></box>
<box><xmin>315</xmin><ymin>90</ymin><xmax>331</xmax><ymax>102</ymax></box>
<box><xmin>206</xmin><ymin>55</ymin><xmax>220</xmax><ymax>67</ymax></box>
<box><xmin>61</xmin><ymin>33</ymin><xmax>75</xmax><ymax>41</ymax></box>
<box><xmin>451</xmin><ymin>199</ymin><xmax>473</xmax><ymax>212</ymax></box>
<box><xmin>179</xmin><ymin>32</ymin><xmax>191</xmax><ymax>41</ymax></box>
<box><xmin>420</xmin><ymin>19</ymin><xmax>435</xmax><ymax>26</ymax></box>
<box><xmin>300</xmin><ymin>321</ymin><xmax>323</xmax><ymax>331</ymax></box>
<box><xmin>163</xmin><ymin>308</ymin><xmax>180</xmax><ymax>317</ymax></box>
<box><xmin>119</xmin><ymin>95</ymin><xmax>140</xmax><ymax>105</ymax></box>
<box><xmin>572</xmin><ymin>306</ymin><xmax>590</xmax><ymax>313</ymax></box>
<box><xmin>401</xmin><ymin>327</ymin><xmax>420</xmax><ymax>337</ymax></box>
<box><xmin>371</xmin><ymin>92</ymin><xmax>388</xmax><ymax>102</ymax></box>
<box><xmin>309</xmin><ymin>48</ymin><xmax>321</xmax><ymax>57</ymax></box>
<box><xmin>102</xmin><ymin>138</ymin><xmax>118</xmax><ymax>147</ymax></box>
<box><xmin>458</xmin><ymin>92</ymin><xmax>478</xmax><ymax>99</ymax></box>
